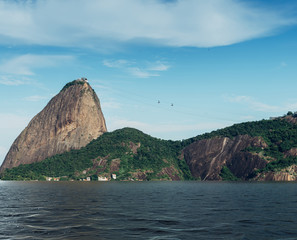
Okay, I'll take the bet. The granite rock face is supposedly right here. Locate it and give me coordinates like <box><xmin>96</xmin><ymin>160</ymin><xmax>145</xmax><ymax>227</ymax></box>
<box><xmin>0</xmin><ymin>80</ymin><xmax>107</xmax><ymax>172</ymax></box>
<box><xmin>255</xmin><ymin>165</ymin><xmax>297</xmax><ymax>181</ymax></box>
<box><xmin>182</xmin><ymin>135</ymin><xmax>268</xmax><ymax>180</ymax></box>
<box><xmin>254</xmin><ymin>148</ymin><xmax>297</xmax><ymax>181</ymax></box>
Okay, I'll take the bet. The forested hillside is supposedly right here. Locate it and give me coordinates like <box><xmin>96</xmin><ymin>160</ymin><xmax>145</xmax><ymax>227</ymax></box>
<box><xmin>2</xmin><ymin>113</ymin><xmax>297</xmax><ymax>181</ymax></box>
<box><xmin>1</xmin><ymin>128</ymin><xmax>191</xmax><ymax>181</ymax></box>
<box><xmin>184</xmin><ymin>114</ymin><xmax>297</xmax><ymax>178</ymax></box>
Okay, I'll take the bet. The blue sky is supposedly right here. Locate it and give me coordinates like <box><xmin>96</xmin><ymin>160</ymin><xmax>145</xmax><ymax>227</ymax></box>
<box><xmin>1</xmin><ymin>0</ymin><xmax>297</xmax><ymax>164</ymax></box>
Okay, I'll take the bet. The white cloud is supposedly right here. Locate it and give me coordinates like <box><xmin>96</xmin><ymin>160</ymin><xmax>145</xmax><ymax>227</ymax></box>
<box><xmin>0</xmin><ymin>75</ymin><xmax>31</xmax><ymax>86</ymax></box>
<box><xmin>101</xmin><ymin>101</ymin><xmax>122</xmax><ymax>109</ymax></box>
<box><xmin>23</xmin><ymin>95</ymin><xmax>49</xmax><ymax>102</ymax></box>
<box><xmin>128</xmin><ymin>67</ymin><xmax>159</xmax><ymax>78</ymax></box>
<box><xmin>0</xmin><ymin>54</ymin><xmax>75</xmax><ymax>86</ymax></box>
<box><xmin>103</xmin><ymin>59</ymin><xmax>129</xmax><ymax>68</ymax></box>
<box><xmin>0</xmin><ymin>0</ymin><xmax>295</xmax><ymax>48</ymax></box>
<box><xmin>226</xmin><ymin>95</ymin><xmax>297</xmax><ymax>115</ymax></box>
<box><xmin>148</xmin><ymin>61</ymin><xmax>170</xmax><ymax>71</ymax></box>
<box><xmin>107</xmin><ymin>117</ymin><xmax>225</xmax><ymax>137</ymax></box>
<box><xmin>225</xmin><ymin>95</ymin><xmax>280</xmax><ymax>112</ymax></box>
<box><xmin>0</xmin><ymin>54</ymin><xmax>75</xmax><ymax>76</ymax></box>
<box><xmin>284</xmin><ymin>101</ymin><xmax>297</xmax><ymax>111</ymax></box>
<box><xmin>103</xmin><ymin>59</ymin><xmax>170</xmax><ymax>78</ymax></box>
<box><xmin>0</xmin><ymin>56</ymin><xmax>34</xmax><ymax>76</ymax></box>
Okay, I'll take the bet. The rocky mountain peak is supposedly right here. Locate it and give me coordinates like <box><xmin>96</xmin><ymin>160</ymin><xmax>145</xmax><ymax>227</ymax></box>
<box><xmin>0</xmin><ymin>79</ymin><xmax>107</xmax><ymax>172</ymax></box>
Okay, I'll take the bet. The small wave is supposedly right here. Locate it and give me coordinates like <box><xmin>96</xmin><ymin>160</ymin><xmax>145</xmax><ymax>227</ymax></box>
<box><xmin>157</xmin><ymin>219</ymin><xmax>180</xmax><ymax>226</ymax></box>
<box><xmin>238</xmin><ymin>219</ymin><xmax>258</xmax><ymax>224</ymax></box>
<box><xmin>276</xmin><ymin>238</ymin><xmax>297</xmax><ymax>240</ymax></box>
<box><xmin>149</xmin><ymin>235</ymin><xmax>181</xmax><ymax>240</ymax></box>
<box><xmin>129</xmin><ymin>227</ymin><xmax>151</xmax><ymax>232</ymax></box>
<box><xmin>23</xmin><ymin>224</ymin><xmax>86</xmax><ymax>231</ymax></box>
<box><xmin>26</xmin><ymin>213</ymin><xmax>41</xmax><ymax>218</ymax></box>
<box><xmin>173</xmin><ymin>227</ymin><xmax>209</xmax><ymax>233</ymax></box>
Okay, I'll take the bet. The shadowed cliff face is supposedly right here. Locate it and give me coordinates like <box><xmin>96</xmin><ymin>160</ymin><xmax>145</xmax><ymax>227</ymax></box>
<box><xmin>0</xmin><ymin>81</ymin><xmax>107</xmax><ymax>172</ymax></box>
<box><xmin>182</xmin><ymin>135</ymin><xmax>268</xmax><ymax>180</ymax></box>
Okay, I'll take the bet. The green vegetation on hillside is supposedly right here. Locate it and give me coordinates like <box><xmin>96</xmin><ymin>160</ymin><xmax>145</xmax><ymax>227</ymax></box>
<box><xmin>220</xmin><ymin>166</ymin><xmax>239</xmax><ymax>181</ymax></box>
<box><xmin>184</xmin><ymin>117</ymin><xmax>297</xmax><ymax>147</ymax></box>
<box><xmin>184</xmin><ymin>115</ymin><xmax>297</xmax><ymax>176</ymax></box>
<box><xmin>1</xmin><ymin>128</ymin><xmax>192</xmax><ymax>181</ymax></box>
<box><xmin>2</xmin><ymin>113</ymin><xmax>297</xmax><ymax>181</ymax></box>
<box><xmin>61</xmin><ymin>80</ymin><xmax>86</xmax><ymax>92</ymax></box>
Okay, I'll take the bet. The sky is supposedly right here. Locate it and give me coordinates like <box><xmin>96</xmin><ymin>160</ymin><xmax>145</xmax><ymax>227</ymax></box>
<box><xmin>1</xmin><ymin>0</ymin><xmax>297</xmax><ymax>165</ymax></box>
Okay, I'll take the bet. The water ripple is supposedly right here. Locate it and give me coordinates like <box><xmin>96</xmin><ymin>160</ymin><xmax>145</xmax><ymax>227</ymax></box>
<box><xmin>0</xmin><ymin>181</ymin><xmax>297</xmax><ymax>240</ymax></box>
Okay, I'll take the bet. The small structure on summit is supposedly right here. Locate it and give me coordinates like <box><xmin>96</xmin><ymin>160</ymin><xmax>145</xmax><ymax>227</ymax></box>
<box><xmin>76</xmin><ymin>77</ymin><xmax>88</xmax><ymax>83</ymax></box>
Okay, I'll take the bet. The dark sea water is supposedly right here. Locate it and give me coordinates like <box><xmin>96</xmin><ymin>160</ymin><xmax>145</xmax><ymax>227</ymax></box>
<box><xmin>0</xmin><ymin>181</ymin><xmax>297</xmax><ymax>240</ymax></box>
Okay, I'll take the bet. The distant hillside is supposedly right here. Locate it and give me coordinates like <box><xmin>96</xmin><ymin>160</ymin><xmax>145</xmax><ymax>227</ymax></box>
<box><xmin>2</xmin><ymin>113</ymin><xmax>297</xmax><ymax>181</ymax></box>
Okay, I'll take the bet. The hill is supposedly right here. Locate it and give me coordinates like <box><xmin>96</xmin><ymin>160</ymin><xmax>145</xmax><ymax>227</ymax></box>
<box><xmin>1</xmin><ymin>128</ymin><xmax>192</xmax><ymax>181</ymax></box>
<box><xmin>0</xmin><ymin>78</ymin><xmax>107</xmax><ymax>172</ymax></box>
<box><xmin>182</xmin><ymin>113</ymin><xmax>297</xmax><ymax>181</ymax></box>
<box><xmin>1</xmin><ymin>96</ymin><xmax>297</xmax><ymax>181</ymax></box>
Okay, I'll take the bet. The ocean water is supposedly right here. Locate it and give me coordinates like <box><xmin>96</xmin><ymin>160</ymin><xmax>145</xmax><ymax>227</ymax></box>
<box><xmin>0</xmin><ymin>181</ymin><xmax>296</xmax><ymax>240</ymax></box>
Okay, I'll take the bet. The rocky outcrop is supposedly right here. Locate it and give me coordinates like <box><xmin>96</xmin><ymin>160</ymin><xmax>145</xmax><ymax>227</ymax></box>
<box><xmin>255</xmin><ymin>165</ymin><xmax>297</xmax><ymax>181</ymax></box>
<box><xmin>182</xmin><ymin>135</ymin><xmax>268</xmax><ymax>180</ymax></box>
<box><xmin>110</xmin><ymin>159</ymin><xmax>121</xmax><ymax>172</ymax></box>
<box><xmin>285</xmin><ymin>148</ymin><xmax>297</xmax><ymax>157</ymax></box>
<box><xmin>157</xmin><ymin>166</ymin><xmax>181</xmax><ymax>180</ymax></box>
<box><xmin>0</xmin><ymin>80</ymin><xmax>107</xmax><ymax>172</ymax></box>
<box><xmin>283</xmin><ymin>115</ymin><xmax>297</xmax><ymax>124</ymax></box>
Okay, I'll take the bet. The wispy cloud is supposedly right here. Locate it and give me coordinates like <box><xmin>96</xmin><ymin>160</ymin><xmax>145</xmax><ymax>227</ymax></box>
<box><xmin>0</xmin><ymin>75</ymin><xmax>31</xmax><ymax>86</ymax></box>
<box><xmin>107</xmin><ymin>117</ymin><xmax>226</xmax><ymax>137</ymax></box>
<box><xmin>284</xmin><ymin>101</ymin><xmax>297</xmax><ymax>111</ymax></box>
<box><xmin>0</xmin><ymin>54</ymin><xmax>75</xmax><ymax>76</ymax></box>
<box><xmin>103</xmin><ymin>59</ymin><xmax>170</xmax><ymax>78</ymax></box>
<box><xmin>0</xmin><ymin>54</ymin><xmax>75</xmax><ymax>85</ymax></box>
<box><xmin>101</xmin><ymin>101</ymin><xmax>122</xmax><ymax>110</ymax></box>
<box><xmin>103</xmin><ymin>59</ymin><xmax>129</xmax><ymax>68</ymax></box>
<box><xmin>23</xmin><ymin>95</ymin><xmax>49</xmax><ymax>102</ymax></box>
<box><xmin>148</xmin><ymin>61</ymin><xmax>170</xmax><ymax>71</ymax></box>
<box><xmin>226</xmin><ymin>95</ymin><xmax>297</xmax><ymax>115</ymax></box>
<box><xmin>0</xmin><ymin>0</ymin><xmax>295</xmax><ymax>48</ymax></box>
<box><xmin>225</xmin><ymin>95</ymin><xmax>280</xmax><ymax>112</ymax></box>
<box><xmin>128</xmin><ymin>67</ymin><xmax>160</xmax><ymax>78</ymax></box>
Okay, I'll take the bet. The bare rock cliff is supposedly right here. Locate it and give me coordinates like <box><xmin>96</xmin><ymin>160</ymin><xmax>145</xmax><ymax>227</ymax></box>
<box><xmin>254</xmin><ymin>148</ymin><xmax>297</xmax><ymax>181</ymax></box>
<box><xmin>255</xmin><ymin>165</ymin><xmax>297</xmax><ymax>181</ymax></box>
<box><xmin>0</xmin><ymin>80</ymin><xmax>107</xmax><ymax>172</ymax></box>
<box><xmin>182</xmin><ymin>135</ymin><xmax>268</xmax><ymax>180</ymax></box>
